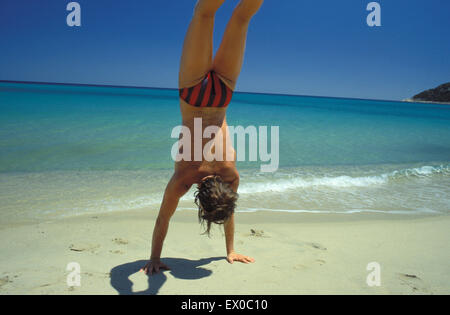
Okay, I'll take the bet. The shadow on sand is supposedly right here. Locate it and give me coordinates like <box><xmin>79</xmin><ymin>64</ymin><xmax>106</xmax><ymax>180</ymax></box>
<box><xmin>110</xmin><ymin>257</ymin><xmax>224</xmax><ymax>295</ymax></box>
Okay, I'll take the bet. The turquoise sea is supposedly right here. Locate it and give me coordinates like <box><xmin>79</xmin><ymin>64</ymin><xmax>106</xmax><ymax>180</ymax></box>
<box><xmin>0</xmin><ymin>82</ymin><xmax>449</xmax><ymax>226</ymax></box>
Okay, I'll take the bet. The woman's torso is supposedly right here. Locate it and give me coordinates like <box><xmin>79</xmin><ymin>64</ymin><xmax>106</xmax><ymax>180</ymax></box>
<box><xmin>175</xmin><ymin>100</ymin><xmax>238</xmax><ymax>186</ymax></box>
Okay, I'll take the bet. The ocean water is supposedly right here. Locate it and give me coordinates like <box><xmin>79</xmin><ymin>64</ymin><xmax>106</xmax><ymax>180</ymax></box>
<box><xmin>0</xmin><ymin>82</ymin><xmax>449</xmax><ymax>225</ymax></box>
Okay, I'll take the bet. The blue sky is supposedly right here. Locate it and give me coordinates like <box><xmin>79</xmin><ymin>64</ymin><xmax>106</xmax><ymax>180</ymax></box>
<box><xmin>0</xmin><ymin>0</ymin><xmax>449</xmax><ymax>100</ymax></box>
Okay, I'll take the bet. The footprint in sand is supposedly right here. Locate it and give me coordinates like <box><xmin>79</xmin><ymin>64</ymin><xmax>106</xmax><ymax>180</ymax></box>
<box><xmin>247</xmin><ymin>229</ymin><xmax>269</xmax><ymax>238</ymax></box>
<box><xmin>307</xmin><ymin>242</ymin><xmax>327</xmax><ymax>251</ymax></box>
<box><xmin>69</xmin><ymin>243</ymin><xmax>100</xmax><ymax>253</ymax></box>
<box><xmin>293</xmin><ymin>264</ymin><xmax>308</xmax><ymax>270</ymax></box>
<box><xmin>0</xmin><ymin>276</ymin><xmax>12</xmax><ymax>289</ymax></box>
<box><xmin>292</xmin><ymin>242</ymin><xmax>328</xmax><ymax>270</ymax></box>
<box><xmin>112</xmin><ymin>238</ymin><xmax>128</xmax><ymax>245</ymax></box>
<box><xmin>293</xmin><ymin>258</ymin><xmax>327</xmax><ymax>271</ymax></box>
<box><xmin>316</xmin><ymin>259</ymin><xmax>326</xmax><ymax>266</ymax></box>
<box><xmin>397</xmin><ymin>273</ymin><xmax>431</xmax><ymax>294</ymax></box>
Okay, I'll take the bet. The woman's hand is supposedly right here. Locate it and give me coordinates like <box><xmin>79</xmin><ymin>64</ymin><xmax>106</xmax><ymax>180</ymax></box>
<box><xmin>226</xmin><ymin>252</ymin><xmax>255</xmax><ymax>264</ymax></box>
<box><xmin>140</xmin><ymin>259</ymin><xmax>170</xmax><ymax>275</ymax></box>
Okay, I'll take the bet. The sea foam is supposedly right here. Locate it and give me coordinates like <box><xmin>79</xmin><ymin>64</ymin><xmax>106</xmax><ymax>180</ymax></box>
<box><xmin>238</xmin><ymin>165</ymin><xmax>449</xmax><ymax>194</ymax></box>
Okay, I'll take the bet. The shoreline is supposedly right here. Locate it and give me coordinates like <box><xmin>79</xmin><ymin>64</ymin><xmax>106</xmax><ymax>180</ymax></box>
<box><xmin>402</xmin><ymin>98</ymin><xmax>450</xmax><ymax>105</ymax></box>
<box><xmin>0</xmin><ymin>205</ymin><xmax>443</xmax><ymax>230</ymax></box>
<box><xmin>0</xmin><ymin>207</ymin><xmax>448</xmax><ymax>294</ymax></box>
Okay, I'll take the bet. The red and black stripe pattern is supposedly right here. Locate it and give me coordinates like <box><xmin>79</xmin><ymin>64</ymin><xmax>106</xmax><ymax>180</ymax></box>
<box><xmin>179</xmin><ymin>71</ymin><xmax>233</xmax><ymax>108</ymax></box>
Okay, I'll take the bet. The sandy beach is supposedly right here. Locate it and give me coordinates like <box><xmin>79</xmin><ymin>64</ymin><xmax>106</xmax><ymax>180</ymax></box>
<box><xmin>0</xmin><ymin>208</ymin><xmax>448</xmax><ymax>295</ymax></box>
<box><xmin>2</xmin><ymin>0</ymin><xmax>450</xmax><ymax>299</ymax></box>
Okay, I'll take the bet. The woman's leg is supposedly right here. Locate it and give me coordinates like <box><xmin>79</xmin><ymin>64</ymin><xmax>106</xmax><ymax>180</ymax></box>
<box><xmin>212</xmin><ymin>0</ymin><xmax>263</xmax><ymax>90</ymax></box>
<box><xmin>179</xmin><ymin>0</ymin><xmax>226</xmax><ymax>89</ymax></box>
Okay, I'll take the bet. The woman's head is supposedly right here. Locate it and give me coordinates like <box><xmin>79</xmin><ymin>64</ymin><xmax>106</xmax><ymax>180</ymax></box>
<box><xmin>194</xmin><ymin>175</ymin><xmax>238</xmax><ymax>236</ymax></box>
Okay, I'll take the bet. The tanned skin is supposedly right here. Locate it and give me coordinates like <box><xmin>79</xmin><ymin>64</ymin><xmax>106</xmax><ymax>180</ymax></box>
<box><xmin>141</xmin><ymin>0</ymin><xmax>263</xmax><ymax>275</ymax></box>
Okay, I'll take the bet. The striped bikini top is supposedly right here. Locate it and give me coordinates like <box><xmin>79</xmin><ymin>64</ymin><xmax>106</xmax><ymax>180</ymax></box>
<box><xmin>179</xmin><ymin>71</ymin><xmax>233</xmax><ymax>108</ymax></box>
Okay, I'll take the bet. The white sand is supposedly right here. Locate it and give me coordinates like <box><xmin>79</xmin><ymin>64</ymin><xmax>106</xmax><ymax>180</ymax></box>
<box><xmin>0</xmin><ymin>209</ymin><xmax>449</xmax><ymax>295</ymax></box>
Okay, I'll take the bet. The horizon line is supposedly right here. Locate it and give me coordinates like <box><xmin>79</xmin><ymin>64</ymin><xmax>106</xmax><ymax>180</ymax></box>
<box><xmin>0</xmin><ymin>79</ymin><xmax>406</xmax><ymax>103</ymax></box>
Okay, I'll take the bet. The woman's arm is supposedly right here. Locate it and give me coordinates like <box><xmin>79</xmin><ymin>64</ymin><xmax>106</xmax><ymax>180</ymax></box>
<box><xmin>141</xmin><ymin>173</ymin><xmax>191</xmax><ymax>275</ymax></box>
<box><xmin>224</xmin><ymin>174</ymin><xmax>255</xmax><ymax>264</ymax></box>
<box><xmin>224</xmin><ymin>213</ymin><xmax>255</xmax><ymax>264</ymax></box>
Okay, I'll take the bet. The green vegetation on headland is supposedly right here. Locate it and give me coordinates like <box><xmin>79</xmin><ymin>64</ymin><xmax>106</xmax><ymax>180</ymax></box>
<box><xmin>405</xmin><ymin>83</ymin><xmax>450</xmax><ymax>104</ymax></box>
